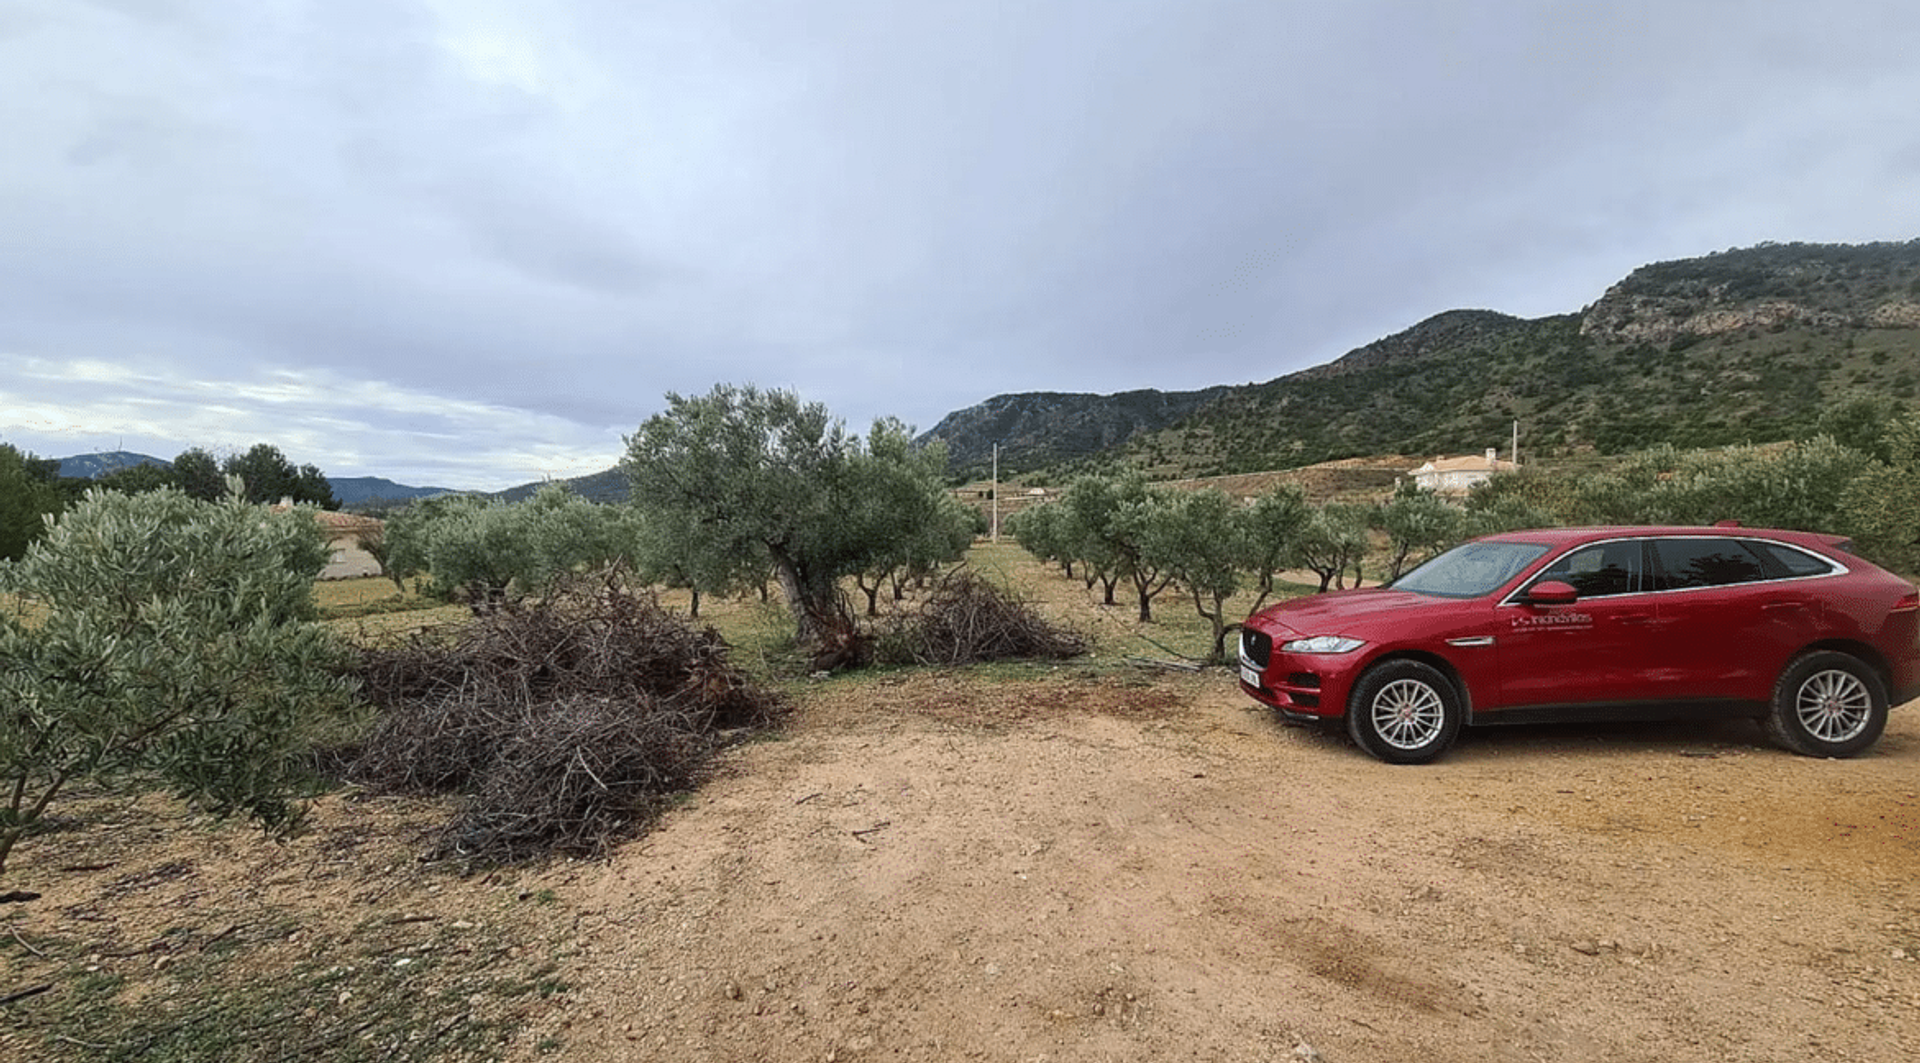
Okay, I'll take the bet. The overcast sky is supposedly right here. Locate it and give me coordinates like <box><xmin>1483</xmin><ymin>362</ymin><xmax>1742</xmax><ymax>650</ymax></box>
<box><xmin>5</xmin><ymin>0</ymin><xmax>1920</xmax><ymax>490</ymax></box>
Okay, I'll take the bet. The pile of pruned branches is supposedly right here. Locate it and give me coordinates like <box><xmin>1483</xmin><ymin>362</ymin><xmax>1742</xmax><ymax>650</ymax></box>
<box><xmin>877</xmin><ymin>570</ymin><xmax>1087</xmax><ymax>666</ymax></box>
<box><xmin>346</xmin><ymin>571</ymin><xmax>786</xmax><ymax>864</ymax></box>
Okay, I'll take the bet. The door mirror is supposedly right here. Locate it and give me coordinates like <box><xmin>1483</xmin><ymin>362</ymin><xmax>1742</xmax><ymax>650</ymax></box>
<box><xmin>1525</xmin><ymin>580</ymin><xmax>1579</xmax><ymax>606</ymax></box>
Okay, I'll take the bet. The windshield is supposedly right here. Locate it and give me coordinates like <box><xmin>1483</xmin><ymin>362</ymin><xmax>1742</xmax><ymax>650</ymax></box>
<box><xmin>1390</xmin><ymin>541</ymin><xmax>1551</xmax><ymax>598</ymax></box>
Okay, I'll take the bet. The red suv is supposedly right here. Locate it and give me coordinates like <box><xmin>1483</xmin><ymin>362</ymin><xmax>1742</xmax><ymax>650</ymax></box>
<box><xmin>1239</xmin><ymin>526</ymin><xmax>1920</xmax><ymax>763</ymax></box>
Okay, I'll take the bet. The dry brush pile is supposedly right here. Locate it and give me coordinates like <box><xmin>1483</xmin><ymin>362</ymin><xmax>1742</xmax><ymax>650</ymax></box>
<box><xmin>345</xmin><ymin>573</ymin><xmax>787</xmax><ymax>864</ymax></box>
<box><xmin>877</xmin><ymin>570</ymin><xmax>1088</xmax><ymax>666</ymax></box>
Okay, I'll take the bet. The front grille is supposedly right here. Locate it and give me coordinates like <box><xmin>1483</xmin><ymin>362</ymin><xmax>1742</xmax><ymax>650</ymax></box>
<box><xmin>1241</xmin><ymin>628</ymin><xmax>1272</xmax><ymax>668</ymax></box>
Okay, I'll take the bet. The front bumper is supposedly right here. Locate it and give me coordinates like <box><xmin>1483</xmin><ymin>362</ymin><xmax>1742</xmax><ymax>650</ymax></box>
<box><xmin>1238</xmin><ymin>628</ymin><xmax>1355</xmax><ymax>721</ymax></box>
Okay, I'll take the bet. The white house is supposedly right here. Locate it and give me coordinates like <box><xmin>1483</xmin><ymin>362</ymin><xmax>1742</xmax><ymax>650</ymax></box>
<box><xmin>270</xmin><ymin>501</ymin><xmax>386</xmax><ymax>580</ymax></box>
<box><xmin>1408</xmin><ymin>448</ymin><xmax>1517</xmax><ymax>497</ymax></box>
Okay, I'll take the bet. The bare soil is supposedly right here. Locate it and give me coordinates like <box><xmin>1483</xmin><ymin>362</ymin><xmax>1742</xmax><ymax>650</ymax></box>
<box><xmin>8</xmin><ymin>575</ymin><xmax>1920</xmax><ymax>1061</ymax></box>
<box><xmin>537</xmin><ymin>672</ymin><xmax>1920</xmax><ymax>1063</ymax></box>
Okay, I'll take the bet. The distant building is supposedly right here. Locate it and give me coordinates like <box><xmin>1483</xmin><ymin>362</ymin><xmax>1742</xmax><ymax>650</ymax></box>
<box><xmin>270</xmin><ymin>500</ymin><xmax>385</xmax><ymax>580</ymax></box>
<box><xmin>1408</xmin><ymin>448</ymin><xmax>1517</xmax><ymax>498</ymax></box>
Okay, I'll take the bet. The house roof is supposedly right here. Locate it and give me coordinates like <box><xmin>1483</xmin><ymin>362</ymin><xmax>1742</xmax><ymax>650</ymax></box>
<box><xmin>269</xmin><ymin>503</ymin><xmax>383</xmax><ymax>533</ymax></box>
<box><xmin>1409</xmin><ymin>455</ymin><xmax>1517</xmax><ymax>475</ymax></box>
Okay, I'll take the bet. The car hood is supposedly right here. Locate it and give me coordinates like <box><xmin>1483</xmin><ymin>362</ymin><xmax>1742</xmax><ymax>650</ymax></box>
<box><xmin>1250</xmin><ymin>588</ymin><xmax>1464</xmax><ymax>638</ymax></box>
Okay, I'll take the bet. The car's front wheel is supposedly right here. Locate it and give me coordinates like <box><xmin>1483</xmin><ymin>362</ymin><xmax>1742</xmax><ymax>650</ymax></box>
<box><xmin>1765</xmin><ymin>651</ymin><xmax>1888</xmax><ymax>758</ymax></box>
<box><xmin>1346</xmin><ymin>660</ymin><xmax>1462</xmax><ymax>764</ymax></box>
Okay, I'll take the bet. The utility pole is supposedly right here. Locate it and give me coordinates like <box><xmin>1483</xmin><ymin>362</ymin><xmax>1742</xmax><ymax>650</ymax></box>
<box><xmin>990</xmin><ymin>443</ymin><xmax>999</xmax><ymax>542</ymax></box>
<box><xmin>1511</xmin><ymin>420</ymin><xmax>1520</xmax><ymax>468</ymax></box>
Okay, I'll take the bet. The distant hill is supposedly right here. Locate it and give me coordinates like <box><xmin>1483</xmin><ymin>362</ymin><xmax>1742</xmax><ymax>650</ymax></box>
<box><xmin>915</xmin><ymin>388</ymin><xmax>1233</xmax><ymax>479</ymax></box>
<box><xmin>494</xmin><ymin>466</ymin><xmax>629</xmax><ymax>504</ymax></box>
<box><xmin>923</xmin><ymin>239</ymin><xmax>1920</xmax><ymax>480</ymax></box>
<box><xmin>329</xmin><ymin>477</ymin><xmax>455</xmax><ymax>508</ymax></box>
<box><xmin>56</xmin><ymin>451</ymin><xmax>169</xmax><ymax>478</ymax></box>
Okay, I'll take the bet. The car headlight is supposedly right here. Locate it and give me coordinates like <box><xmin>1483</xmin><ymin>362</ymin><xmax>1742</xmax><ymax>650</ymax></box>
<box><xmin>1280</xmin><ymin>635</ymin><xmax>1366</xmax><ymax>654</ymax></box>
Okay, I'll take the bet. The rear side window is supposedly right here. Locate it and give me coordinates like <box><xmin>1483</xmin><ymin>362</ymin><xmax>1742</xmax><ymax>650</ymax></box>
<box><xmin>1530</xmin><ymin>540</ymin><xmax>1642</xmax><ymax>597</ymax></box>
<box><xmin>1652</xmin><ymin>538</ymin><xmax>1770</xmax><ymax>591</ymax></box>
<box><xmin>1751</xmin><ymin>541</ymin><xmax>1840</xmax><ymax>578</ymax></box>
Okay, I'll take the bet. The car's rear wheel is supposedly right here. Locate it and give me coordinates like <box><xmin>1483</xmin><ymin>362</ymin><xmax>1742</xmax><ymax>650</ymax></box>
<box><xmin>1346</xmin><ymin>660</ymin><xmax>1462</xmax><ymax>764</ymax></box>
<box><xmin>1764</xmin><ymin>651</ymin><xmax>1888</xmax><ymax>758</ymax></box>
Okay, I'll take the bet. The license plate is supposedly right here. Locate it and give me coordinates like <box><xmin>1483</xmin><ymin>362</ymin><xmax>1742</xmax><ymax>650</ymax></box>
<box><xmin>1240</xmin><ymin>663</ymin><xmax>1260</xmax><ymax>687</ymax></box>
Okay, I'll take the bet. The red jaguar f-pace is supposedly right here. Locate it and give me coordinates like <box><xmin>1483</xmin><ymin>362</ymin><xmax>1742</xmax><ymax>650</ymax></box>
<box><xmin>1238</xmin><ymin>526</ymin><xmax>1920</xmax><ymax>763</ymax></box>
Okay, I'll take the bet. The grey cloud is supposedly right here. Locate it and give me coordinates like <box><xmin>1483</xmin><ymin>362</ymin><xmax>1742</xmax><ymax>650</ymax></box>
<box><xmin>6</xmin><ymin>0</ymin><xmax>1920</xmax><ymax>486</ymax></box>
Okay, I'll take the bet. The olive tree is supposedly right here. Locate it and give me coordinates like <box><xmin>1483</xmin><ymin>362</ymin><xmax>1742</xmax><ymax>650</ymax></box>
<box><xmin>1008</xmin><ymin>502</ymin><xmax>1075</xmax><ymax>579</ymax></box>
<box><xmin>1294</xmin><ymin>502</ymin><xmax>1373</xmax><ymax>592</ymax></box>
<box><xmin>1057</xmin><ymin>471</ymin><xmax>1177</xmax><ymax>621</ymax></box>
<box><xmin>0</xmin><ymin>484</ymin><xmax>358</xmax><ymax>876</ymax></box>
<box><xmin>1242</xmin><ymin>482</ymin><xmax>1312</xmax><ymax>610</ymax></box>
<box><xmin>1142</xmin><ymin>488</ymin><xmax>1249</xmax><ymax>663</ymax></box>
<box><xmin>382</xmin><ymin>486</ymin><xmax>634</xmax><ymax>608</ymax></box>
<box><xmin>1375</xmin><ymin>484</ymin><xmax>1464</xmax><ymax>582</ymax></box>
<box><xmin>849</xmin><ymin>420</ymin><xmax>977</xmax><ymax>615</ymax></box>
<box><xmin>629</xmin><ymin>504</ymin><xmax>755</xmax><ymax>618</ymax></box>
<box><xmin>622</xmin><ymin>385</ymin><xmax>959</xmax><ymax>646</ymax></box>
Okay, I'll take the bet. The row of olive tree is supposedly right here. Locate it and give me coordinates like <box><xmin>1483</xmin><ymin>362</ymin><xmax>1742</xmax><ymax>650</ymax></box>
<box><xmin>381</xmin><ymin>485</ymin><xmax>638</xmax><ymax>608</ymax></box>
<box><xmin>1006</xmin><ymin>471</ymin><xmax>1552</xmax><ymax>664</ymax></box>
<box><xmin>377</xmin><ymin>386</ymin><xmax>979</xmax><ymax>644</ymax></box>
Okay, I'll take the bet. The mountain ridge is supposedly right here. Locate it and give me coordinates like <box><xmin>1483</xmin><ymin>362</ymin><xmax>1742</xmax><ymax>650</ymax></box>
<box><xmin>922</xmin><ymin>238</ymin><xmax>1920</xmax><ymax>480</ymax></box>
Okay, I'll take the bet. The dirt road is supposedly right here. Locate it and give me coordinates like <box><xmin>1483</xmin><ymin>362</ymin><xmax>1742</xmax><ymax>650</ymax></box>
<box><xmin>523</xmin><ymin>669</ymin><xmax>1920</xmax><ymax>1062</ymax></box>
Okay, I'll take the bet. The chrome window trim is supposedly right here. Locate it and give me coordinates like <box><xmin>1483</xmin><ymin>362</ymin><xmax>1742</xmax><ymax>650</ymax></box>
<box><xmin>1497</xmin><ymin>534</ymin><xmax>1848</xmax><ymax>608</ymax></box>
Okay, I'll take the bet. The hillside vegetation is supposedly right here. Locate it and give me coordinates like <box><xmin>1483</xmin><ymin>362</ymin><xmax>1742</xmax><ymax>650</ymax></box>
<box><xmin>923</xmin><ymin>239</ymin><xmax>1920</xmax><ymax>482</ymax></box>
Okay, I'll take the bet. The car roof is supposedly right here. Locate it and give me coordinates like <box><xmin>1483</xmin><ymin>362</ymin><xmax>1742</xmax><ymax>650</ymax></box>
<box><xmin>1475</xmin><ymin>525</ymin><xmax>1843</xmax><ymax>548</ymax></box>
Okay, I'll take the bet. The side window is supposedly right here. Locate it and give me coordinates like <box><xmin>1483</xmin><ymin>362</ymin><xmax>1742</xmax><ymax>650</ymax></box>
<box><xmin>1751</xmin><ymin>541</ymin><xmax>1839</xmax><ymax>578</ymax></box>
<box><xmin>1652</xmin><ymin>538</ymin><xmax>1769</xmax><ymax>591</ymax></box>
<box><xmin>1531</xmin><ymin>541</ymin><xmax>1641</xmax><ymax>597</ymax></box>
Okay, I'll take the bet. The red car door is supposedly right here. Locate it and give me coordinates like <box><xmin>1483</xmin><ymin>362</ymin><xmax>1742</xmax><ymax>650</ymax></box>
<box><xmin>1493</xmin><ymin>538</ymin><xmax>1666</xmax><ymax>710</ymax></box>
<box><xmin>1648</xmin><ymin>537</ymin><xmax>1824</xmax><ymax>703</ymax></box>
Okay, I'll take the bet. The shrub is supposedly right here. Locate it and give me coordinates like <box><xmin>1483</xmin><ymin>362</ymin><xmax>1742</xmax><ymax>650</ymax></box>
<box><xmin>0</xmin><ymin>485</ymin><xmax>357</xmax><ymax>876</ymax></box>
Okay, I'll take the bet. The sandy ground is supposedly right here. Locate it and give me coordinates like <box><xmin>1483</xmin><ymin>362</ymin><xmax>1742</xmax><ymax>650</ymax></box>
<box><xmin>7</xmin><ymin>667</ymin><xmax>1918</xmax><ymax>1062</ymax></box>
<box><xmin>533</xmin><ymin>669</ymin><xmax>1920</xmax><ymax>1063</ymax></box>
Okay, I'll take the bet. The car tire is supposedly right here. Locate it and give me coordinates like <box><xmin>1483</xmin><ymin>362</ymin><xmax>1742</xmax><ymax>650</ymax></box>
<box><xmin>1764</xmin><ymin>651</ymin><xmax>1888</xmax><ymax>758</ymax></box>
<box><xmin>1346</xmin><ymin>660</ymin><xmax>1462</xmax><ymax>764</ymax></box>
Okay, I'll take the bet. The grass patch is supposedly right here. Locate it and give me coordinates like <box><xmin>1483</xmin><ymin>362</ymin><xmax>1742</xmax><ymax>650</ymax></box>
<box><xmin>2</xmin><ymin>917</ymin><xmax>528</xmax><ymax>1062</ymax></box>
<box><xmin>0</xmin><ymin>791</ymin><xmax>575</xmax><ymax>1063</ymax></box>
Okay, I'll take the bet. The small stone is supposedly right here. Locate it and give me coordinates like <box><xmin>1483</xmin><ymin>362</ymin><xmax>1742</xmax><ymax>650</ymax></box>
<box><xmin>724</xmin><ymin>980</ymin><xmax>743</xmax><ymax>1000</ymax></box>
<box><xmin>1571</xmin><ymin>940</ymin><xmax>1601</xmax><ymax>956</ymax></box>
<box><xmin>1293</xmin><ymin>1041</ymin><xmax>1325</xmax><ymax>1062</ymax></box>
